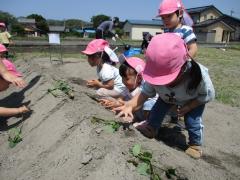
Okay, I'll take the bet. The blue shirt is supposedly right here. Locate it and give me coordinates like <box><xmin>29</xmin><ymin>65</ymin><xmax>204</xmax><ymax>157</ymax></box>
<box><xmin>164</xmin><ymin>25</ymin><xmax>197</xmax><ymax>44</ymax></box>
<box><xmin>141</xmin><ymin>63</ymin><xmax>215</xmax><ymax>106</ymax></box>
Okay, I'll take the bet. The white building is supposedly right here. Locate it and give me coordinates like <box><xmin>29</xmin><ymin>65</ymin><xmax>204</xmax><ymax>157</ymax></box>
<box><xmin>123</xmin><ymin>19</ymin><xmax>164</xmax><ymax>40</ymax></box>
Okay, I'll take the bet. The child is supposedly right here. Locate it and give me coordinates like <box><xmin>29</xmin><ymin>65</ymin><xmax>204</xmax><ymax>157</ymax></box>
<box><xmin>157</xmin><ymin>0</ymin><xmax>197</xmax><ymax>58</ymax></box>
<box><xmin>115</xmin><ymin>33</ymin><xmax>215</xmax><ymax>159</ymax></box>
<box><xmin>96</xmin><ymin>17</ymin><xmax>119</xmax><ymax>40</ymax></box>
<box><xmin>0</xmin><ymin>44</ymin><xmax>29</xmax><ymax>116</ymax></box>
<box><xmin>0</xmin><ymin>22</ymin><xmax>12</xmax><ymax>56</ymax></box>
<box><xmin>82</xmin><ymin>39</ymin><xmax>127</xmax><ymax>99</ymax></box>
<box><xmin>100</xmin><ymin>56</ymin><xmax>157</xmax><ymax>121</ymax></box>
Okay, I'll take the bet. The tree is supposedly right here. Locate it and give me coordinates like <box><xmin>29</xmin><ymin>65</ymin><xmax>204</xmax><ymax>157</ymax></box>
<box><xmin>27</xmin><ymin>14</ymin><xmax>49</xmax><ymax>33</ymax></box>
<box><xmin>0</xmin><ymin>11</ymin><xmax>17</xmax><ymax>26</ymax></box>
<box><xmin>91</xmin><ymin>14</ymin><xmax>110</xmax><ymax>28</ymax></box>
<box><xmin>0</xmin><ymin>11</ymin><xmax>25</xmax><ymax>35</ymax></box>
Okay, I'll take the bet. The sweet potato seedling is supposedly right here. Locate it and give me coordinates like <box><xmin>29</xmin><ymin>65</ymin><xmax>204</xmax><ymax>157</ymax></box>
<box><xmin>8</xmin><ymin>127</ymin><xmax>23</xmax><ymax>148</ymax></box>
<box><xmin>91</xmin><ymin>116</ymin><xmax>121</xmax><ymax>133</ymax></box>
<box><xmin>48</xmin><ymin>80</ymin><xmax>74</xmax><ymax>99</ymax></box>
<box><xmin>128</xmin><ymin>144</ymin><xmax>179</xmax><ymax>180</ymax></box>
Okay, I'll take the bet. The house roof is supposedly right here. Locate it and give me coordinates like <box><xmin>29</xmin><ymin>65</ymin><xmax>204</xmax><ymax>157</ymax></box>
<box><xmin>187</xmin><ymin>5</ymin><xmax>223</xmax><ymax>15</ymax></box>
<box><xmin>125</xmin><ymin>19</ymin><xmax>163</xmax><ymax>26</ymax></box>
<box><xmin>194</xmin><ymin>18</ymin><xmax>235</xmax><ymax>31</ymax></box>
<box><xmin>18</xmin><ymin>18</ymin><xmax>36</xmax><ymax>24</ymax></box>
<box><xmin>49</xmin><ymin>26</ymin><xmax>65</xmax><ymax>32</ymax></box>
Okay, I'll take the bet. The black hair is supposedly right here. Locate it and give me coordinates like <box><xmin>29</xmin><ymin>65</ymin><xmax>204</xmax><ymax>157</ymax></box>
<box><xmin>175</xmin><ymin>10</ymin><xmax>183</xmax><ymax>21</ymax></box>
<box><xmin>93</xmin><ymin>51</ymin><xmax>116</xmax><ymax>66</ymax></box>
<box><xmin>119</xmin><ymin>61</ymin><xmax>137</xmax><ymax>78</ymax></box>
<box><xmin>186</xmin><ymin>60</ymin><xmax>202</xmax><ymax>94</ymax></box>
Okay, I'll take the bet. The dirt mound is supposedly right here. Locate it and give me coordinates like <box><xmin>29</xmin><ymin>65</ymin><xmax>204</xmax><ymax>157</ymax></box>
<box><xmin>0</xmin><ymin>57</ymin><xmax>239</xmax><ymax>180</ymax></box>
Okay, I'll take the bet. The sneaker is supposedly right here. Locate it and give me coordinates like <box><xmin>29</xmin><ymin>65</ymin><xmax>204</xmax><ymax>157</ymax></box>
<box><xmin>133</xmin><ymin>120</ymin><xmax>157</xmax><ymax>139</ymax></box>
<box><xmin>185</xmin><ymin>145</ymin><xmax>202</xmax><ymax>159</ymax></box>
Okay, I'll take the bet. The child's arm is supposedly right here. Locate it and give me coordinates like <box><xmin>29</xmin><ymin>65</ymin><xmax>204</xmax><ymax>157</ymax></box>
<box><xmin>0</xmin><ymin>105</ymin><xmax>29</xmax><ymax>117</ymax></box>
<box><xmin>0</xmin><ymin>60</ymin><xmax>26</xmax><ymax>88</ymax></box>
<box><xmin>87</xmin><ymin>79</ymin><xmax>114</xmax><ymax>89</ymax></box>
<box><xmin>114</xmin><ymin>92</ymin><xmax>148</xmax><ymax>122</ymax></box>
<box><xmin>187</xmin><ymin>42</ymin><xmax>198</xmax><ymax>58</ymax></box>
<box><xmin>178</xmin><ymin>99</ymin><xmax>202</xmax><ymax>117</ymax></box>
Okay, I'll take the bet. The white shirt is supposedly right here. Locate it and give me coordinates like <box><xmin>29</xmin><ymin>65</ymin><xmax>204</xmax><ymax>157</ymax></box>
<box><xmin>97</xmin><ymin>63</ymin><xmax>126</xmax><ymax>93</ymax></box>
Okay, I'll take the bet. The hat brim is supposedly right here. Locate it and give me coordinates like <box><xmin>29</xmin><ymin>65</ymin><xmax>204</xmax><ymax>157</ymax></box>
<box><xmin>157</xmin><ymin>8</ymin><xmax>179</xmax><ymax>17</ymax></box>
<box><xmin>142</xmin><ymin>68</ymin><xmax>181</xmax><ymax>85</ymax></box>
<box><xmin>81</xmin><ymin>50</ymin><xmax>96</xmax><ymax>55</ymax></box>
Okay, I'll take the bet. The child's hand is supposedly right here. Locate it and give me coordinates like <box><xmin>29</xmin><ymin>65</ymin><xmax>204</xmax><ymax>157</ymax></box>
<box><xmin>18</xmin><ymin>105</ymin><xmax>30</xmax><ymax>114</ymax></box>
<box><xmin>99</xmin><ymin>99</ymin><xmax>124</xmax><ymax>109</ymax></box>
<box><xmin>86</xmin><ymin>79</ymin><xmax>101</xmax><ymax>88</ymax></box>
<box><xmin>114</xmin><ymin>104</ymin><xmax>134</xmax><ymax>123</ymax></box>
<box><xmin>177</xmin><ymin>105</ymin><xmax>192</xmax><ymax>117</ymax></box>
<box><xmin>2</xmin><ymin>72</ymin><xmax>26</xmax><ymax>88</ymax></box>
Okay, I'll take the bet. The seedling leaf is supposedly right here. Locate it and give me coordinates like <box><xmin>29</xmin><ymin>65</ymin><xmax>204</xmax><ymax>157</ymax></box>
<box><xmin>132</xmin><ymin>144</ymin><xmax>141</xmax><ymax>157</ymax></box>
<box><xmin>137</xmin><ymin>162</ymin><xmax>150</xmax><ymax>176</ymax></box>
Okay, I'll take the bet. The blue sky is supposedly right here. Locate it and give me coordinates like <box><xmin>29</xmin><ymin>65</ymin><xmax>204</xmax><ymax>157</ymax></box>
<box><xmin>1</xmin><ymin>0</ymin><xmax>240</xmax><ymax>21</ymax></box>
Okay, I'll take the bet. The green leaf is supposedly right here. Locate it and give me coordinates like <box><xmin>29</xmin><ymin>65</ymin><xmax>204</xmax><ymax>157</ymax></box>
<box><xmin>165</xmin><ymin>168</ymin><xmax>177</xmax><ymax>179</ymax></box>
<box><xmin>8</xmin><ymin>127</ymin><xmax>22</xmax><ymax>148</ymax></box>
<box><xmin>104</xmin><ymin>125</ymin><xmax>115</xmax><ymax>133</ymax></box>
<box><xmin>138</xmin><ymin>151</ymin><xmax>152</xmax><ymax>163</ymax></box>
<box><xmin>132</xmin><ymin>144</ymin><xmax>141</xmax><ymax>157</ymax></box>
<box><xmin>151</xmin><ymin>174</ymin><xmax>162</xmax><ymax>180</ymax></box>
<box><xmin>137</xmin><ymin>162</ymin><xmax>150</xmax><ymax>176</ymax></box>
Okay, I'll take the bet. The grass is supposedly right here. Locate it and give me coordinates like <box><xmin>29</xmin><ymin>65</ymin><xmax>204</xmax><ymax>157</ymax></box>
<box><xmin>14</xmin><ymin>47</ymin><xmax>240</xmax><ymax>107</ymax></box>
<box><xmin>197</xmin><ymin>47</ymin><xmax>240</xmax><ymax>107</ymax></box>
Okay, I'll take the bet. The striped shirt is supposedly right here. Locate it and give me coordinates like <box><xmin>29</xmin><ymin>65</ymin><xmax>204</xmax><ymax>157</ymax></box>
<box><xmin>164</xmin><ymin>25</ymin><xmax>197</xmax><ymax>44</ymax></box>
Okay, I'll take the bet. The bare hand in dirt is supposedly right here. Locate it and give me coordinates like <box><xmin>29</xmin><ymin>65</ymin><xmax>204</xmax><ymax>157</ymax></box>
<box><xmin>113</xmin><ymin>104</ymin><xmax>134</xmax><ymax>123</ymax></box>
<box><xmin>18</xmin><ymin>105</ymin><xmax>30</xmax><ymax>114</ymax></box>
<box><xmin>99</xmin><ymin>99</ymin><xmax>124</xmax><ymax>109</ymax></box>
<box><xmin>177</xmin><ymin>105</ymin><xmax>191</xmax><ymax>117</ymax></box>
<box><xmin>86</xmin><ymin>79</ymin><xmax>100</xmax><ymax>88</ymax></box>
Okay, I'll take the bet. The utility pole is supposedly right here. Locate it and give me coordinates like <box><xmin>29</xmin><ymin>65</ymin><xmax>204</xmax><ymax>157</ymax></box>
<box><xmin>230</xmin><ymin>10</ymin><xmax>234</xmax><ymax>16</ymax></box>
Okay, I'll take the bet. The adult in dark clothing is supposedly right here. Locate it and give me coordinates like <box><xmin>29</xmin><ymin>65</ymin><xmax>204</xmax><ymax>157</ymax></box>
<box><xmin>96</xmin><ymin>17</ymin><xmax>119</xmax><ymax>40</ymax></box>
<box><xmin>141</xmin><ymin>32</ymin><xmax>153</xmax><ymax>53</ymax></box>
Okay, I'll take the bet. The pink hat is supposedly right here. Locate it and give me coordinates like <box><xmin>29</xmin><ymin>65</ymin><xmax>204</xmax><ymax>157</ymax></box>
<box><xmin>143</xmin><ymin>33</ymin><xmax>188</xmax><ymax>85</ymax></box>
<box><xmin>157</xmin><ymin>0</ymin><xmax>194</xmax><ymax>26</ymax></box>
<box><xmin>82</xmin><ymin>39</ymin><xmax>109</xmax><ymax>55</ymax></box>
<box><xmin>158</xmin><ymin>0</ymin><xmax>182</xmax><ymax>16</ymax></box>
<box><xmin>0</xmin><ymin>44</ymin><xmax>7</xmax><ymax>53</ymax></box>
<box><xmin>2</xmin><ymin>59</ymin><xmax>22</xmax><ymax>77</ymax></box>
<box><xmin>0</xmin><ymin>22</ymin><xmax>6</xmax><ymax>27</ymax></box>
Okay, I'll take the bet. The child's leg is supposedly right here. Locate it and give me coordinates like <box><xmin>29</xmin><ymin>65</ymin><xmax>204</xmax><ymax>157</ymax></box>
<box><xmin>0</xmin><ymin>77</ymin><xmax>10</xmax><ymax>91</ymax></box>
<box><xmin>184</xmin><ymin>104</ymin><xmax>205</xmax><ymax>146</ymax></box>
<box><xmin>96</xmin><ymin>88</ymin><xmax>122</xmax><ymax>98</ymax></box>
<box><xmin>148</xmin><ymin>98</ymin><xmax>172</xmax><ymax>130</ymax></box>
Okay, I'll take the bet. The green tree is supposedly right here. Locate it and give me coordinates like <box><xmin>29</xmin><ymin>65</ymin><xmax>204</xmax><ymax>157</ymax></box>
<box><xmin>91</xmin><ymin>14</ymin><xmax>110</xmax><ymax>28</ymax></box>
<box><xmin>27</xmin><ymin>14</ymin><xmax>49</xmax><ymax>33</ymax></box>
<box><xmin>0</xmin><ymin>11</ymin><xmax>17</xmax><ymax>26</ymax></box>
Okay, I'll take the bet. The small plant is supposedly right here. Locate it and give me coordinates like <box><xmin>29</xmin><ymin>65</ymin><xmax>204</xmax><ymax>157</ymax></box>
<box><xmin>91</xmin><ymin>116</ymin><xmax>121</xmax><ymax>133</ymax></box>
<box><xmin>48</xmin><ymin>80</ymin><xmax>74</xmax><ymax>99</ymax></box>
<box><xmin>8</xmin><ymin>127</ymin><xmax>23</xmax><ymax>148</ymax></box>
<box><xmin>128</xmin><ymin>144</ymin><xmax>179</xmax><ymax>180</ymax></box>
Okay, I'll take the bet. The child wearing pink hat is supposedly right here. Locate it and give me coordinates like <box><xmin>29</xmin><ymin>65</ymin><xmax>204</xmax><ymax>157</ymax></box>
<box><xmin>157</xmin><ymin>0</ymin><xmax>197</xmax><ymax>58</ymax></box>
<box><xmin>115</xmin><ymin>33</ymin><xmax>215</xmax><ymax>159</ymax></box>
<box><xmin>0</xmin><ymin>22</ymin><xmax>12</xmax><ymax>56</ymax></box>
<box><xmin>100</xmin><ymin>55</ymin><xmax>157</xmax><ymax>121</ymax></box>
<box><xmin>82</xmin><ymin>39</ymin><xmax>127</xmax><ymax>98</ymax></box>
<box><xmin>0</xmin><ymin>44</ymin><xmax>29</xmax><ymax>117</ymax></box>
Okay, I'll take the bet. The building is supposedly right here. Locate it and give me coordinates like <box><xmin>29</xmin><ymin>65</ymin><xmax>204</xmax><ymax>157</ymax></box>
<box><xmin>187</xmin><ymin>5</ymin><xmax>237</xmax><ymax>43</ymax></box>
<box><xmin>17</xmin><ymin>18</ymin><xmax>39</xmax><ymax>37</ymax></box>
<box><xmin>123</xmin><ymin>19</ymin><xmax>163</xmax><ymax>40</ymax></box>
<box><xmin>48</xmin><ymin>26</ymin><xmax>66</xmax><ymax>33</ymax></box>
<box><xmin>123</xmin><ymin>5</ymin><xmax>240</xmax><ymax>42</ymax></box>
